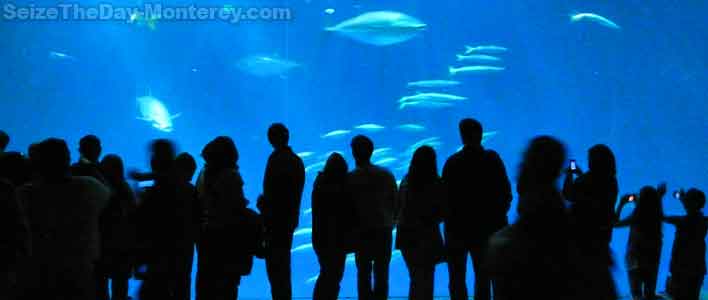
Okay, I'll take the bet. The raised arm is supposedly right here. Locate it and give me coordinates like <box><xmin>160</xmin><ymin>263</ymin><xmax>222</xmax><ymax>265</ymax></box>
<box><xmin>614</xmin><ymin>194</ymin><xmax>634</xmax><ymax>227</ymax></box>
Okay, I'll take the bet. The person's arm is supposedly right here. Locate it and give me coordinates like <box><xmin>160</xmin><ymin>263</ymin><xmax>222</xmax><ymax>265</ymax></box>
<box><xmin>663</xmin><ymin>216</ymin><xmax>681</xmax><ymax>225</ymax></box>
<box><xmin>490</xmin><ymin>152</ymin><xmax>512</xmax><ymax>214</ymax></box>
<box><xmin>614</xmin><ymin>194</ymin><xmax>633</xmax><ymax>227</ymax></box>
<box><xmin>562</xmin><ymin>172</ymin><xmax>575</xmax><ymax>202</ymax></box>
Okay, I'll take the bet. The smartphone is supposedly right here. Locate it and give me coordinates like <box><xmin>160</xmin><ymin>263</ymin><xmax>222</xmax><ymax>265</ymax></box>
<box><xmin>673</xmin><ymin>191</ymin><xmax>682</xmax><ymax>200</ymax></box>
<box><xmin>570</xmin><ymin>159</ymin><xmax>577</xmax><ymax>171</ymax></box>
<box><xmin>628</xmin><ymin>194</ymin><xmax>636</xmax><ymax>202</ymax></box>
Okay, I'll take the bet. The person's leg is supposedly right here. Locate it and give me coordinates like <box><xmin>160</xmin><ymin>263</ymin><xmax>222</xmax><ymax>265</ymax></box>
<box><xmin>373</xmin><ymin>229</ymin><xmax>392</xmax><ymax>300</ymax></box>
<box><xmin>314</xmin><ymin>251</ymin><xmax>347</xmax><ymax>300</ymax></box>
<box><xmin>644</xmin><ymin>265</ymin><xmax>659</xmax><ymax>300</ymax></box>
<box><xmin>446</xmin><ymin>248</ymin><xmax>469</xmax><ymax>300</ymax></box>
<box><xmin>95</xmin><ymin>272</ymin><xmax>109</xmax><ymax>300</ymax></box>
<box><xmin>421</xmin><ymin>264</ymin><xmax>435</xmax><ymax>300</ymax></box>
<box><xmin>470</xmin><ymin>244</ymin><xmax>491</xmax><ymax>300</ymax></box>
<box><xmin>628</xmin><ymin>269</ymin><xmax>642</xmax><ymax>300</ymax></box>
<box><xmin>111</xmin><ymin>276</ymin><xmax>130</xmax><ymax>300</ymax></box>
<box><xmin>356</xmin><ymin>250</ymin><xmax>374</xmax><ymax>300</ymax></box>
<box><xmin>266</xmin><ymin>229</ymin><xmax>294</xmax><ymax>300</ymax></box>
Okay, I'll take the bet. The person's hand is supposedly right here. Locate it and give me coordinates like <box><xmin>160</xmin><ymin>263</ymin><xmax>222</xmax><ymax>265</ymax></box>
<box><xmin>620</xmin><ymin>194</ymin><xmax>633</xmax><ymax>205</ymax></box>
<box><xmin>128</xmin><ymin>169</ymin><xmax>142</xmax><ymax>180</ymax></box>
<box><xmin>256</xmin><ymin>194</ymin><xmax>265</xmax><ymax>211</ymax></box>
<box><xmin>657</xmin><ymin>182</ymin><xmax>667</xmax><ymax>197</ymax></box>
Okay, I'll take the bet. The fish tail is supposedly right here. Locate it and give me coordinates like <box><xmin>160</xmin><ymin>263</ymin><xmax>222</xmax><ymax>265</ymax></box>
<box><xmin>323</xmin><ymin>26</ymin><xmax>336</xmax><ymax>32</ymax></box>
<box><xmin>455</xmin><ymin>54</ymin><xmax>464</xmax><ymax>61</ymax></box>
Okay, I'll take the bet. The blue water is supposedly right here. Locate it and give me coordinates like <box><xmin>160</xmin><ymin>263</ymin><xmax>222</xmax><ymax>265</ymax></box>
<box><xmin>2</xmin><ymin>0</ymin><xmax>707</xmax><ymax>298</ymax></box>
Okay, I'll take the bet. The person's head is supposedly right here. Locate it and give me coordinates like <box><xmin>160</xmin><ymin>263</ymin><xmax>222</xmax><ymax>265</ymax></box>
<box><xmin>588</xmin><ymin>144</ymin><xmax>616</xmax><ymax>177</ymax></box>
<box><xmin>634</xmin><ymin>186</ymin><xmax>664</xmax><ymax>228</ymax></box>
<box><xmin>459</xmin><ymin>118</ymin><xmax>483</xmax><ymax>146</ymax></box>
<box><xmin>408</xmin><ymin>146</ymin><xmax>438</xmax><ymax>186</ymax></box>
<box><xmin>268</xmin><ymin>123</ymin><xmax>290</xmax><ymax>149</ymax></box>
<box><xmin>516</xmin><ymin>136</ymin><xmax>566</xmax><ymax>217</ymax></box>
<box><xmin>35</xmin><ymin>138</ymin><xmax>71</xmax><ymax>181</ymax></box>
<box><xmin>99</xmin><ymin>154</ymin><xmax>125</xmax><ymax>183</ymax></box>
<box><xmin>0</xmin><ymin>151</ymin><xmax>31</xmax><ymax>186</ymax></box>
<box><xmin>681</xmin><ymin>188</ymin><xmax>706</xmax><ymax>214</ymax></box>
<box><xmin>78</xmin><ymin>134</ymin><xmax>102</xmax><ymax>163</ymax></box>
<box><xmin>149</xmin><ymin>139</ymin><xmax>176</xmax><ymax>174</ymax></box>
<box><xmin>350</xmin><ymin>135</ymin><xmax>374</xmax><ymax>166</ymax></box>
<box><xmin>322</xmin><ymin>152</ymin><xmax>348</xmax><ymax>181</ymax></box>
<box><xmin>175</xmin><ymin>152</ymin><xmax>197</xmax><ymax>183</ymax></box>
<box><xmin>201</xmin><ymin>136</ymin><xmax>239</xmax><ymax>172</ymax></box>
<box><xmin>0</xmin><ymin>130</ymin><xmax>9</xmax><ymax>152</ymax></box>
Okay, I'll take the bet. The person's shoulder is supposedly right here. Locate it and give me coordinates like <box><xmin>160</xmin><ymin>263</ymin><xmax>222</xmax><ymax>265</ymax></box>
<box><xmin>484</xmin><ymin>149</ymin><xmax>502</xmax><ymax>160</ymax></box>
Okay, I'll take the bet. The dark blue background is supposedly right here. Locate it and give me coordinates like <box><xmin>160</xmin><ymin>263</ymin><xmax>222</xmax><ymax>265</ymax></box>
<box><xmin>2</xmin><ymin>0</ymin><xmax>707</xmax><ymax>298</ymax></box>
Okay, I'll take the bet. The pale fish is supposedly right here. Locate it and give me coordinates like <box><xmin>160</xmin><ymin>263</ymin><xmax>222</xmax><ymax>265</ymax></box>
<box><xmin>396</xmin><ymin>124</ymin><xmax>426</xmax><ymax>132</ymax></box>
<box><xmin>406</xmin><ymin>80</ymin><xmax>461</xmax><ymax>89</ymax></box>
<box><xmin>354</xmin><ymin>123</ymin><xmax>385</xmax><ymax>132</ymax></box>
<box><xmin>136</xmin><ymin>95</ymin><xmax>180</xmax><ymax>133</ymax></box>
<box><xmin>465</xmin><ymin>45</ymin><xmax>509</xmax><ymax>54</ymax></box>
<box><xmin>449</xmin><ymin>65</ymin><xmax>505</xmax><ymax>76</ymax></box>
<box><xmin>290</xmin><ymin>243</ymin><xmax>313</xmax><ymax>253</ymax></box>
<box><xmin>569</xmin><ymin>12</ymin><xmax>621</xmax><ymax>30</ymax></box>
<box><xmin>456</xmin><ymin>54</ymin><xmax>502</xmax><ymax>63</ymax></box>
<box><xmin>294</xmin><ymin>227</ymin><xmax>312</xmax><ymax>236</ymax></box>
<box><xmin>325</xmin><ymin>11</ymin><xmax>426</xmax><ymax>46</ymax></box>
<box><xmin>236</xmin><ymin>55</ymin><xmax>300</xmax><ymax>77</ymax></box>
<box><xmin>320</xmin><ymin>129</ymin><xmax>351</xmax><ymax>139</ymax></box>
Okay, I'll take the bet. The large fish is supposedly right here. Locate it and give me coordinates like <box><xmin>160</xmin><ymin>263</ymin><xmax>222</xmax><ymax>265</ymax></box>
<box><xmin>456</xmin><ymin>54</ymin><xmax>502</xmax><ymax>63</ymax></box>
<box><xmin>405</xmin><ymin>137</ymin><xmax>442</xmax><ymax>156</ymax></box>
<box><xmin>354</xmin><ymin>123</ymin><xmax>385</xmax><ymax>132</ymax></box>
<box><xmin>136</xmin><ymin>95</ymin><xmax>180</xmax><ymax>133</ymax></box>
<box><xmin>236</xmin><ymin>55</ymin><xmax>300</xmax><ymax>77</ymax></box>
<box><xmin>320</xmin><ymin>129</ymin><xmax>351</xmax><ymax>139</ymax></box>
<box><xmin>398</xmin><ymin>101</ymin><xmax>455</xmax><ymax>110</ymax></box>
<box><xmin>325</xmin><ymin>11</ymin><xmax>426</xmax><ymax>46</ymax></box>
<box><xmin>399</xmin><ymin>92</ymin><xmax>468</xmax><ymax>104</ymax></box>
<box><xmin>406</xmin><ymin>80</ymin><xmax>461</xmax><ymax>89</ymax></box>
<box><xmin>396</xmin><ymin>124</ymin><xmax>426</xmax><ymax>132</ymax></box>
<box><xmin>374</xmin><ymin>157</ymin><xmax>398</xmax><ymax>166</ymax></box>
<box><xmin>569</xmin><ymin>12</ymin><xmax>621</xmax><ymax>30</ymax></box>
<box><xmin>449</xmin><ymin>65</ymin><xmax>505</xmax><ymax>76</ymax></box>
<box><xmin>465</xmin><ymin>45</ymin><xmax>509</xmax><ymax>54</ymax></box>
<box><xmin>305</xmin><ymin>161</ymin><xmax>326</xmax><ymax>173</ymax></box>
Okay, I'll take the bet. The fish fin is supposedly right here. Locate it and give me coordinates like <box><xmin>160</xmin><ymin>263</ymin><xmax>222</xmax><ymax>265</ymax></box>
<box><xmin>170</xmin><ymin>113</ymin><xmax>182</xmax><ymax>119</ymax></box>
<box><xmin>456</xmin><ymin>54</ymin><xmax>464</xmax><ymax>61</ymax></box>
<box><xmin>136</xmin><ymin>116</ymin><xmax>151</xmax><ymax>121</ymax></box>
<box><xmin>323</xmin><ymin>26</ymin><xmax>337</xmax><ymax>32</ymax></box>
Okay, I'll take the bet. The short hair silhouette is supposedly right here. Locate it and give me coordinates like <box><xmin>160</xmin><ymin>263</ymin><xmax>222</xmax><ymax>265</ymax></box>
<box><xmin>79</xmin><ymin>134</ymin><xmax>102</xmax><ymax>162</ymax></box>
<box><xmin>0</xmin><ymin>151</ymin><xmax>31</xmax><ymax>186</ymax></box>
<box><xmin>100</xmin><ymin>154</ymin><xmax>125</xmax><ymax>181</ymax></box>
<box><xmin>588</xmin><ymin>144</ymin><xmax>616</xmax><ymax>176</ymax></box>
<box><xmin>0</xmin><ymin>130</ymin><xmax>9</xmax><ymax>151</ymax></box>
<box><xmin>268</xmin><ymin>123</ymin><xmax>290</xmax><ymax>149</ymax></box>
<box><xmin>351</xmin><ymin>135</ymin><xmax>374</xmax><ymax>165</ymax></box>
<box><xmin>516</xmin><ymin>135</ymin><xmax>566</xmax><ymax>217</ymax></box>
<box><xmin>175</xmin><ymin>152</ymin><xmax>197</xmax><ymax>181</ymax></box>
<box><xmin>459</xmin><ymin>118</ymin><xmax>483</xmax><ymax>146</ymax></box>
<box><xmin>201</xmin><ymin>136</ymin><xmax>238</xmax><ymax>171</ymax></box>
<box><xmin>149</xmin><ymin>139</ymin><xmax>176</xmax><ymax>174</ymax></box>
<box><xmin>683</xmin><ymin>188</ymin><xmax>706</xmax><ymax>213</ymax></box>
<box><xmin>36</xmin><ymin>138</ymin><xmax>71</xmax><ymax>180</ymax></box>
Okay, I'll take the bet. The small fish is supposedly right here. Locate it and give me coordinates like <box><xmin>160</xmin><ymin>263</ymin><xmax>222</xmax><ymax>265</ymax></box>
<box><xmin>374</xmin><ymin>157</ymin><xmax>398</xmax><ymax>166</ymax></box>
<box><xmin>297</xmin><ymin>151</ymin><xmax>316</xmax><ymax>159</ymax></box>
<box><xmin>306</xmin><ymin>274</ymin><xmax>319</xmax><ymax>284</ymax></box>
<box><xmin>354</xmin><ymin>123</ymin><xmax>385</xmax><ymax>132</ymax></box>
<box><xmin>128</xmin><ymin>12</ymin><xmax>158</xmax><ymax>30</ymax></box>
<box><xmin>569</xmin><ymin>12</ymin><xmax>621</xmax><ymax>30</ymax></box>
<box><xmin>398</xmin><ymin>101</ymin><xmax>455</xmax><ymax>110</ymax></box>
<box><xmin>456</xmin><ymin>54</ymin><xmax>502</xmax><ymax>63</ymax></box>
<box><xmin>290</xmin><ymin>243</ymin><xmax>313</xmax><ymax>253</ymax></box>
<box><xmin>302</xmin><ymin>208</ymin><xmax>313</xmax><ymax>215</ymax></box>
<box><xmin>406</xmin><ymin>80</ymin><xmax>461</xmax><ymax>89</ymax></box>
<box><xmin>321</xmin><ymin>129</ymin><xmax>351</xmax><ymax>139</ymax></box>
<box><xmin>465</xmin><ymin>45</ymin><xmax>509</xmax><ymax>54</ymax></box>
<box><xmin>406</xmin><ymin>137</ymin><xmax>442</xmax><ymax>155</ymax></box>
<box><xmin>236</xmin><ymin>55</ymin><xmax>300</xmax><ymax>78</ymax></box>
<box><xmin>324</xmin><ymin>8</ymin><xmax>335</xmax><ymax>15</ymax></box>
<box><xmin>372</xmin><ymin>147</ymin><xmax>393</xmax><ymax>158</ymax></box>
<box><xmin>449</xmin><ymin>65</ymin><xmax>505</xmax><ymax>76</ymax></box>
<box><xmin>318</xmin><ymin>150</ymin><xmax>343</xmax><ymax>161</ymax></box>
<box><xmin>48</xmin><ymin>51</ymin><xmax>76</xmax><ymax>61</ymax></box>
<box><xmin>294</xmin><ymin>227</ymin><xmax>312</xmax><ymax>236</ymax></box>
<box><xmin>456</xmin><ymin>131</ymin><xmax>500</xmax><ymax>151</ymax></box>
<box><xmin>396</xmin><ymin>124</ymin><xmax>426</xmax><ymax>132</ymax></box>
<box><xmin>399</xmin><ymin>92</ymin><xmax>468</xmax><ymax>103</ymax></box>
<box><xmin>305</xmin><ymin>161</ymin><xmax>326</xmax><ymax>173</ymax></box>
<box><xmin>345</xmin><ymin>253</ymin><xmax>356</xmax><ymax>264</ymax></box>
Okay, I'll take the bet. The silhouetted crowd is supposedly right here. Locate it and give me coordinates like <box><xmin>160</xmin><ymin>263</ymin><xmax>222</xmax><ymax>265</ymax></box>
<box><xmin>0</xmin><ymin>119</ymin><xmax>705</xmax><ymax>300</ymax></box>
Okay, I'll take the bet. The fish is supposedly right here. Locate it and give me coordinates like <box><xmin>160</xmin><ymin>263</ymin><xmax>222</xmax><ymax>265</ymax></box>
<box><xmin>464</xmin><ymin>45</ymin><xmax>509</xmax><ymax>54</ymax></box>
<box><xmin>305</xmin><ymin>161</ymin><xmax>326</xmax><ymax>173</ymax></box>
<box><xmin>374</xmin><ymin>157</ymin><xmax>398</xmax><ymax>166</ymax></box>
<box><xmin>136</xmin><ymin>95</ymin><xmax>180</xmax><ymax>133</ymax></box>
<box><xmin>354</xmin><ymin>123</ymin><xmax>385</xmax><ymax>132</ymax></box>
<box><xmin>405</xmin><ymin>137</ymin><xmax>442</xmax><ymax>155</ymax></box>
<box><xmin>48</xmin><ymin>51</ymin><xmax>76</xmax><ymax>61</ymax></box>
<box><xmin>302</xmin><ymin>208</ymin><xmax>312</xmax><ymax>215</ymax></box>
<box><xmin>345</xmin><ymin>253</ymin><xmax>356</xmax><ymax>264</ymax></box>
<box><xmin>399</xmin><ymin>92</ymin><xmax>468</xmax><ymax>104</ymax></box>
<box><xmin>456</xmin><ymin>131</ymin><xmax>500</xmax><ymax>151</ymax></box>
<box><xmin>406</xmin><ymin>80</ymin><xmax>461</xmax><ymax>89</ymax></box>
<box><xmin>456</xmin><ymin>54</ymin><xmax>502</xmax><ymax>63</ymax></box>
<box><xmin>297</xmin><ymin>151</ymin><xmax>316</xmax><ymax>159</ymax></box>
<box><xmin>318</xmin><ymin>150</ymin><xmax>343</xmax><ymax>161</ymax></box>
<box><xmin>128</xmin><ymin>12</ymin><xmax>158</xmax><ymax>30</ymax></box>
<box><xmin>290</xmin><ymin>243</ymin><xmax>313</xmax><ymax>253</ymax></box>
<box><xmin>399</xmin><ymin>101</ymin><xmax>455</xmax><ymax>110</ymax></box>
<box><xmin>320</xmin><ymin>129</ymin><xmax>351</xmax><ymax>139</ymax></box>
<box><xmin>569</xmin><ymin>12</ymin><xmax>621</xmax><ymax>30</ymax></box>
<box><xmin>325</xmin><ymin>11</ymin><xmax>426</xmax><ymax>46</ymax></box>
<box><xmin>324</xmin><ymin>8</ymin><xmax>335</xmax><ymax>15</ymax></box>
<box><xmin>449</xmin><ymin>65</ymin><xmax>505</xmax><ymax>76</ymax></box>
<box><xmin>372</xmin><ymin>147</ymin><xmax>393</xmax><ymax>158</ymax></box>
<box><xmin>306</xmin><ymin>274</ymin><xmax>319</xmax><ymax>284</ymax></box>
<box><xmin>396</xmin><ymin>124</ymin><xmax>426</xmax><ymax>132</ymax></box>
<box><xmin>294</xmin><ymin>227</ymin><xmax>312</xmax><ymax>236</ymax></box>
<box><xmin>236</xmin><ymin>55</ymin><xmax>300</xmax><ymax>77</ymax></box>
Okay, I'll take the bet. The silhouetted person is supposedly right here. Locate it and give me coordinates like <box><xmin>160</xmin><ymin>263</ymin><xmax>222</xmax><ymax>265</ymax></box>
<box><xmin>664</xmin><ymin>188</ymin><xmax>708</xmax><ymax>300</ymax></box>
<box><xmin>0</xmin><ymin>130</ymin><xmax>9</xmax><ymax>152</ymax></box>
<box><xmin>616</xmin><ymin>184</ymin><xmax>667</xmax><ymax>300</ymax></box>
<box><xmin>257</xmin><ymin>123</ymin><xmax>305</xmax><ymax>300</ymax></box>
<box><xmin>312</xmin><ymin>153</ymin><xmax>352</xmax><ymax>300</ymax></box>
<box><xmin>176</xmin><ymin>152</ymin><xmax>198</xmax><ymax>184</ymax></box>
<box><xmin>174</xmin><ymin>151</ymin><xmax>199</xmax><ymax>298</ymax></box>
<box><xmin>442</xmin><ymin>118</ymin><xmax>511</xmax><ymax>300</ymax></box>
<box><xmin>196</xmin><ymin>137</ymin><xmax>255</xmax><ymax>300</ymax></box>
<box><xmin>563</xmin><ymin>144</ymin><xmax>619</xmax><ymax>263</ymax></box>
<box><xmin>0</xmin><ymin>152</ymin><xmax>30</xmax><ymax>300</ymax></box>
<box><xmin>136</xmin><ymin>139</ymin><xmax>196</xmax><ymax>300</ymax></box>
<box><xmin>487</xmin><ymin>136</ymin><xmax>615</xmax><ymax>300</ymax></box>
<box><xmin>347</xmin><ymin>135</ymin><xmax>398</xmax><ymax>300</ymax></box>
<box><xmin>396</xmin><ymin>146</ymin><xmax>445</xmax><ymax>300</ymax></box>
<box><xmin>71</xmin><ymin>134</ymin><xmax>106</xmax><ymax>183</ymax></box>
<box><xmin>95</xmin><ymin>154</ymin><xmax>137</xmax><ymax>300</ymax></box>
<box><xmin>15</xmin><ymin>138</ymin><xmax>109</xmax><ymax>300</ymax></box>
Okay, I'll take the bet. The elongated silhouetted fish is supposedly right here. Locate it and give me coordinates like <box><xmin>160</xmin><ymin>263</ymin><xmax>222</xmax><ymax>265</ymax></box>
<box><xmin>407</xmin><ymin>80</ymin><xmax>461</xmax><ymax>89</ymax></box>
<box><xmin>569</xmin><ymin>12</ymin><xmax>621</xmax><ymax>30</ymax></box>
<box><xmin>325</xmin><ymin>11</ymin><xmax>426</xmax><ymax>46</ymax></box>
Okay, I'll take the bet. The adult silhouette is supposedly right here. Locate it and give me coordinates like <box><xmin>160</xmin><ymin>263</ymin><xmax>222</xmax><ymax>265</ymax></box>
<box><xmin>616</xmin><ymin>185</ymin><xmax>667</xmax><ymax>300</ymax></box>
<box><xmin>563</xmin><ymin>144</ymin><xmax>619</xmax><ymax>263</ymax></box>
<box><xmin>15</xmin><ymin>138</ymin><xmax>109</xmax><ymax>300</ymax></box>
<box><xmin>70</xmin><ymin>135</ymin><xmax>106</xmax><ymax>183</ymax></box>
<box><xmin>196</xmin><ymin>137</ymin><xmax>254</xmax><ymax>300</ymax></box>
<box><xmin>0</xmin><ymin>130</ymin><xmax>9</xmax><ymax>152</ymax></box>
<box><xmin>441</xmin><ymin>118</ymin><xmax>511</xmax><ymax>300</ymax></box>
<box><xmin>396</xmin><ymin>146</ymin><xmax>445</xmax><ymax>300</ymax></box>
<box><xmin>96</xmin><ymin>154</ymin><xmax>137</xmax><ymax>300</ymax></box>
<box><xmin>0</xmin><ymin>152</ymin><xmax>30</xmax><ymax>300</ymax></box>
<box><xmin>664</xmin><ymin>188</ymin><xmax>708</xmax><ymax>300</ymax></box>
<box><xmin>257</xmin><ymin>123</ymin><xmax>305</xmax><ymax>300</ymax></box>
<box><xmin>311</xmin><ymin>153</ymin><xmax>352</xmax><ymax>300</ymax></box>
<box><xmin>347</xmin><ymin>135</ymin><xmax>398</xmax><ymax>300</ymax></box>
